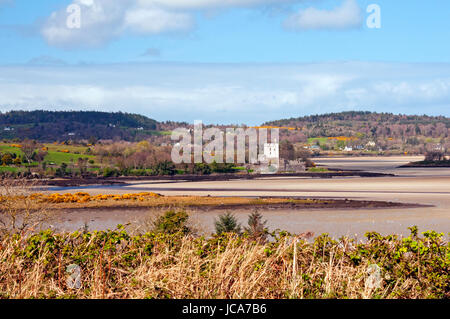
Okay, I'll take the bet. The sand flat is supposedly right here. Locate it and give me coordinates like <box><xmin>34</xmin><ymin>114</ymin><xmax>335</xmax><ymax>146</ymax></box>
<box><xmin>46</xmin><ymin>157</ymin><xmax>450</xmax><ymax>238</ymax></box>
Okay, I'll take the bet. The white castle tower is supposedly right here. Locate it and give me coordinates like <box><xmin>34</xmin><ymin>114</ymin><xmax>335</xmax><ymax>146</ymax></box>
<box><xmin>264</xmin><ymin>143</ymin><xmax>279</xmax><ymax>160</ymax></box>
<box><xmin>257</xmin><ymin>141</ymin><xmax>279</xmax><ymax>174</ymax></box>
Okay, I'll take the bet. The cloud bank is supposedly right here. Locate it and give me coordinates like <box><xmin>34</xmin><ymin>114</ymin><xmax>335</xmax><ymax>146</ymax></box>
<box><xmin>0</xmin><ymin>62</ymin><xmax>449</xmax><ymax>124</ymax></box>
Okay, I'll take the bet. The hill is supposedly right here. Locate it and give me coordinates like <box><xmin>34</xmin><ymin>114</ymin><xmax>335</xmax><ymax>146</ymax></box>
<box><xmin>0</xmin><ymin>110</ymin><xmax>161</xmax><ymax>142</ymax></box>
<box><xmin>266</xmin><ymin>111</ymin><xmax>450</xmax><ymax>140</ymax></box>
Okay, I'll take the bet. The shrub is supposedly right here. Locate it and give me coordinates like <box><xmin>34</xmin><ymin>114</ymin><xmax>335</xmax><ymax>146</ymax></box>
<box><xmin>1</xmin><ymin>154</ymin><xmax>13</xmax><ymax>165</ymax></box>
<box><xmin>193</xmin><ymin>163</ymin><xmax>211</xmax><ymax>175</ymax></box>
<box><xmin>152</xmin><ymin>210</ymin><xmax>191</xmax><ymax>235</ymax></box>
<box><xmin>102</xmin><ymin>167</ymin><xmax>119</xmax><ymax>178</ymax></box>
<box><xmin>209</xmin><ymin>161</ymin><xmax>236</xmax><ymax>173</ymax></box>
<box><xmin>215</xmin><ymin>212</ymin><xmax>241</xmax><ymax>235</ymax></box>
<box><xmin>153</xmin><ymin>161</ymin><xmax>176</xmax><ymax>176</ymax></box>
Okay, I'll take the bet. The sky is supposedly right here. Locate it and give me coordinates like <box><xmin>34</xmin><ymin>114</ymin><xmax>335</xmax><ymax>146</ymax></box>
<box><xmin>0</xmin><ymin>0</ymin><xmax>449</xmax><ymax>124</ymax></box>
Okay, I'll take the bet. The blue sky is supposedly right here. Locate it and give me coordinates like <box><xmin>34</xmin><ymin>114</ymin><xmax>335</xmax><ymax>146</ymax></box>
<box><xmin>0</xmin><ymin>0</ymin><xmax>449</xmax><ymax>124</ymax></box>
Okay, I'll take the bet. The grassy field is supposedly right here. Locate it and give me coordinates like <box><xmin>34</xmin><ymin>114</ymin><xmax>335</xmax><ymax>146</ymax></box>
<box><xmin>0</xmin><ymin>144</ymin><xmax>25</xmax><ymax>155</ymax></box>
<box><xmin>0</xmin><ymin>143</ymin><xmax>96</xmax><ymax>166</ymax></box>
<box><xmin>44</xmin><ymin>152</ymin><xmax>95</xmax><ymax>165</ymax></box>
<box><xmin>307</xmin><ymin>137</ymin><xmax>329</xmax><ymax>145</ymax></box>
<box><xmin>0</xmin><ymin>166</ymin><xmax>19</xmax><ymax>173</ymax></box>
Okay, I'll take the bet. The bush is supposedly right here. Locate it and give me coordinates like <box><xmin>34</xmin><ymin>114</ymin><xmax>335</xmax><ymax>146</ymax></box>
<box><xmin>102</xmin><ymin>167</ymin><xmax>120</xmax><ymax>178</ymax></box>
<box><xmin>55</xmin><ymin>163</ymin><xmax>68</xmax><ymax>177</ymax></box>
<box><xmin>215</xmin><ymin>212</ymin><xmax>241</xmax><ymax>235</ymax></box>
<box><xmin>209</xmin><ymin>161</ymin><xmax>236</xmax><ymax>173</ymax></box>
<box><xmin>153</xmin><ymin>161</ymin><xmax>176</xmax><ymax>176</ymax></box>
<box><xmin>1</xmin><ymin>154</ymin><xmax>13</xmax><ymax>165</ymax></box>
<box><xmin>152</xmin><ymin>210</ymin><xmax>191</xmax><ymax>235</ymax></box>
<box><xmin>193</xmin><ymin>163</ymin><xmax>211</xmax><ymax>175</ymax></box>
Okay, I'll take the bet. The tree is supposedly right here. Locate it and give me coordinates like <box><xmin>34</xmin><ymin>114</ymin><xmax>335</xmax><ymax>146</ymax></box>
<box><xmin>1</xmin><ymin>154</ymin><xmax>13</xmax><ymax>165</ymax></box>
<box><xmin>280</xmin><ymin>140</ymin><xmax>295</xmax><ymax>160</ymax></box>
<box><xmin>153</xmin><ymin>160</ymin><xmax>176</xmax><ymax>176</ymax></box>
<box><xmin>0</xmin><ymin>178</ymin><xmax>53</xmax><ymax>234</ymax></box>
<box><xmin>55</xmin><ymin>163</ymin><xmax>68</xmax><ymax>177</ymax></box>
<box><xmin>35</xmin><ymin>149</ymin><xmax>48</xmax><ymax>163</ymax></box>
<box><xmin>77</xmin><ymin>158</ymin><xmax>88</xmax><ymax>175</ymax></box>
<box><xmin>244</xmin><ymin>210</ymin><xmax>268</xmax><ymax>243</ymax></box>
<box><xmin>88</xmin><ymin>136</ymin><xmax>97</xmax><ymax>145</ymax></box>
<box><xmin>214</xmin><ymin>212</ymin><xmax>241</xmax><ymax>235</ymax></box>
<box><xmin>21</xmin><ymin>140</ymin><xmax>38</xmax><ymax>164</ymax></box>
<box><xmin>425</xmin><ymin>150</ymin><xmax>445</xmax><ymax>162</ymax></box>
<box><xmin>295</xmin><ymin>148</ymin><xmax>311</xmax><ymax>162</ymax></box>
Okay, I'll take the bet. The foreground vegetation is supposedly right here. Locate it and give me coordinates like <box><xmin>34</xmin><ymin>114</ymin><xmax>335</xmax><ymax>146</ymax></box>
<box><xmin>0</xmin><ymin>223</ymin><xmax>447</xmax><ymax>299</ymax></box>
<box><xmin>0</xmin><ymin>180</ymin><xmax>447</xmax><ymax>299</ymax></box>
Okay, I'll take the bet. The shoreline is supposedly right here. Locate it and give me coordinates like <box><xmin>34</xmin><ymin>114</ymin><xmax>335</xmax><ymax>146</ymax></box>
<box><xmin>49</xmin><ymin>198</ymin><xmax>427</xmax><ymax>212</ymax></box>
<box><xmin>34</xmin><ymin>170</ymin><xmax>394</xmax><ymax>187</ymax></box>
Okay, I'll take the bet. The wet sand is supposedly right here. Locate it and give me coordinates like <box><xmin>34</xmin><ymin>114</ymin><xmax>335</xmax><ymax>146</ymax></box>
<box><xmin>45</xmin><ymin>156</ymin><xmax>450</xmax><ymax>238</ymax></box>
<box><xmin>51</xmin><ymin>206</ymin><xmax>449</xmax><ymax>239</ymax></box>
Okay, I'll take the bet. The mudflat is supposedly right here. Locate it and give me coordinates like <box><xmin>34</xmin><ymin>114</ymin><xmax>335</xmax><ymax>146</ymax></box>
<box><xmin>46</xmin><ymin>156</ymin><xmax>450</xmax><ymax>238</ymax></box>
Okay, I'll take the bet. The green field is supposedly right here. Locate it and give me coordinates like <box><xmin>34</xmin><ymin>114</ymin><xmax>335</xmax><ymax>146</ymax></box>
<box><xmin>44</xmin><ymin>152</ymin><xmax>95</xmax><ymax>165</ymax></box>
<box><xmin>0</xmin><ymin>143</ymin><xmax>96</xmax><ymax>166</ymax></box>
<box><xmin>307</xmin><ymin>137</ymin><xmax>330</xmax><ymax>145</ymax></box>
<box><xmin>0</xmin><ymin>145</ymin><xmax>25</xmax><ymax>155</ymax></box>
<box><xmin>0</xmin><ymin>166</ymin><xmax>19</xmax><ymax>173</ymax></box>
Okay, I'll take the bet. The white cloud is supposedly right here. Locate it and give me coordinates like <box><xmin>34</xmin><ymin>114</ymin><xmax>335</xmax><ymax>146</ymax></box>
<box><xmin>41</xmin><ymin>0</ymin><xmax>130</xmax><ymax>48</ymax></box>
<box><xmin>284</xmin><ymin>0</ymin><xmax>363</xmax><ymax>31</ymax></box>
<box><xmin>38</xmin><ymin>0</ymin><xmax>317</xmax><ymax>48</ymax></box>
<box><xmin>124</xmin><ymin>6</ymin><xmax>194</xmax><ymax>34</ymax></box>
<box><xmin>1</xmin><ymin>62</ymin><xmax>450</xmax><ymax>124</ymax></box>
<box><xmin>41</xmin><ymin>0</ymin><xmax>194</xmax><ymax>48</ymax></box>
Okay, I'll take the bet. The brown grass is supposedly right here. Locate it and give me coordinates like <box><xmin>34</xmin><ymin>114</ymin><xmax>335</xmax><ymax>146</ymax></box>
<box><xmin>0</xmin><ymin>228</ymin><xmax>447</xmax><ymax>299</ymax></box>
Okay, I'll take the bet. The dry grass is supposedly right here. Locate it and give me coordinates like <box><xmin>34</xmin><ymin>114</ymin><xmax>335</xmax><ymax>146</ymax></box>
<box><xmin>0</xmin><ymin>228</ymin><xmax>447</xmax><ymax>299</ymax></box>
